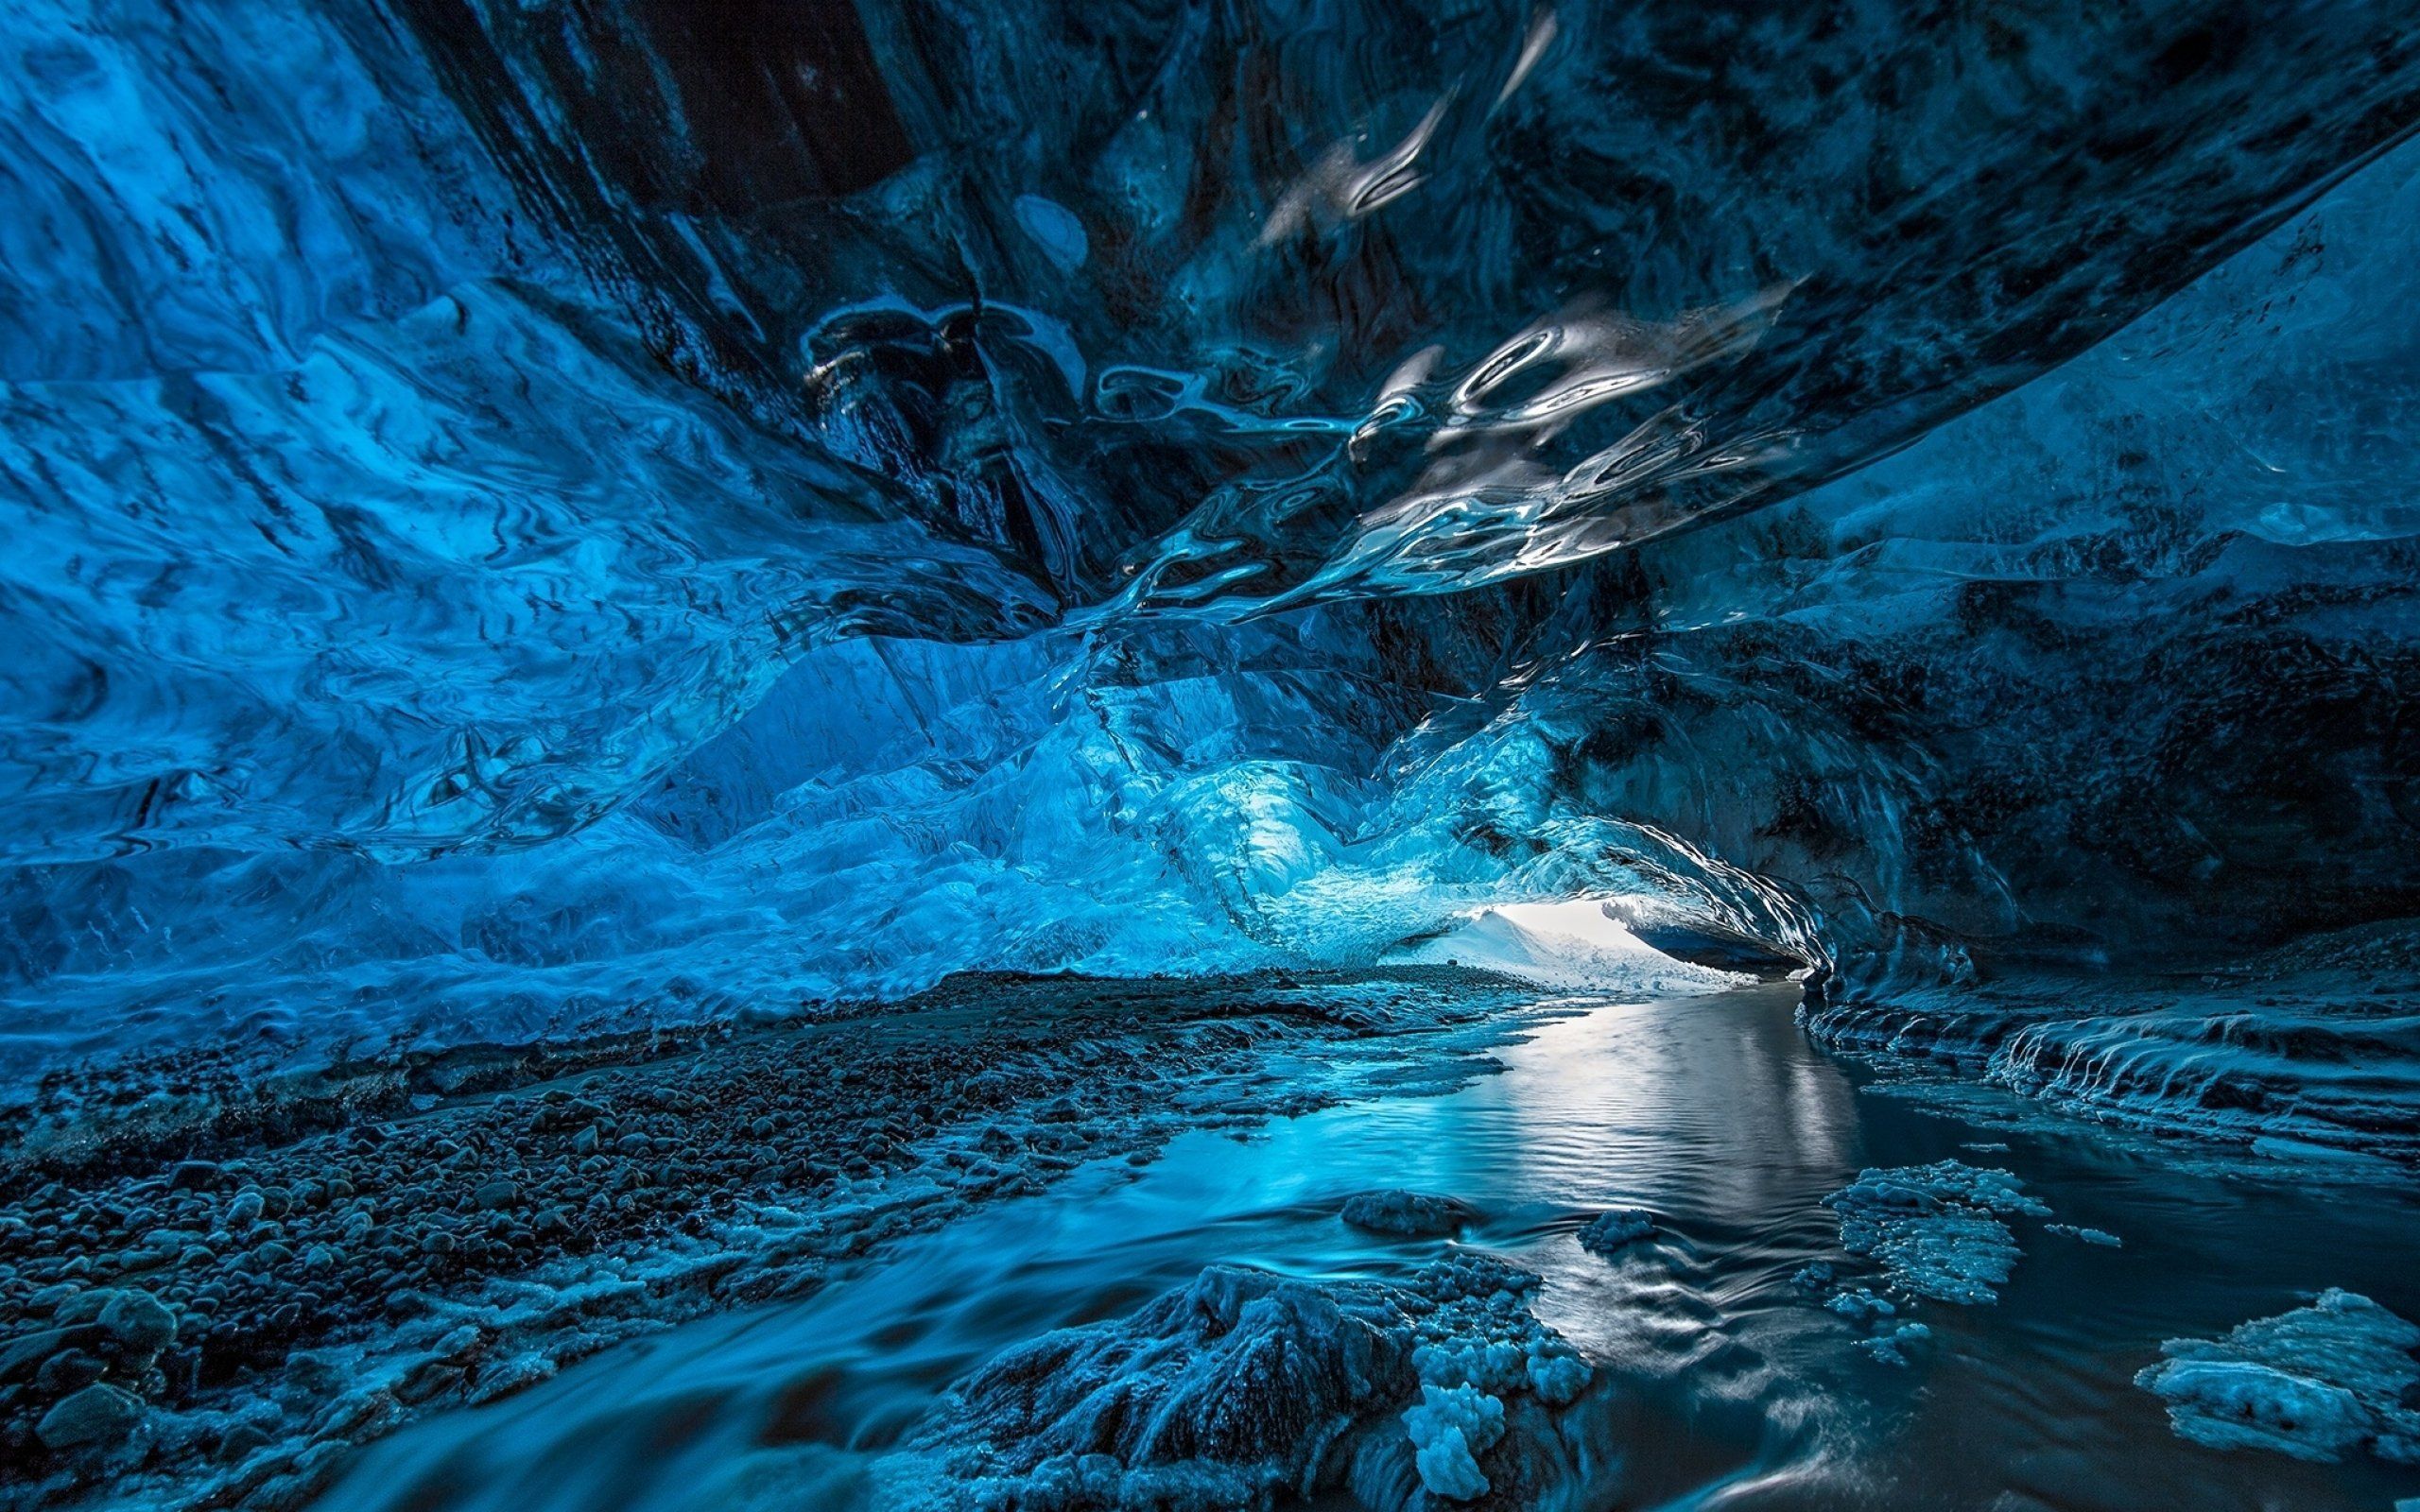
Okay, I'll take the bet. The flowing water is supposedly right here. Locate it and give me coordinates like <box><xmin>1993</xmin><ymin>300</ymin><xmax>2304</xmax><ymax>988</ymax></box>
<box><xmin>315</xmin><ymin>986</ymin><xmax>2420</xmax><ymax>1511</ymax></box>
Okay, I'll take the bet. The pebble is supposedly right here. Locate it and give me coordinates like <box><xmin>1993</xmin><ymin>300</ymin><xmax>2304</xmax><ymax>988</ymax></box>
<box><xmin>98</xmin><ymin>1289</ymin><xmax>178</xmax><ymax>1354</ymax></box>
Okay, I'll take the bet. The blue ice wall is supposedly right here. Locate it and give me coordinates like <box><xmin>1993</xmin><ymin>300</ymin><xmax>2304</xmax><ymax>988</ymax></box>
<box><xmin>1508</xmin><ymin>139</ymin><xmax>2420</xmax><ymax>997</ymax></box>
<box><xmin>3</xmin><ymin>1</ymin><xmax>2418</xmax><ymax>1074</ymax></box>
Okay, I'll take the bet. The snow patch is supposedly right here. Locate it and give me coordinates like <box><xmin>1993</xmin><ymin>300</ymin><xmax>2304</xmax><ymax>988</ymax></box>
<box><xmin>1385</xmin><ymin>899</ymin><xmax>1750</xmax><ymax>996</ymax></box>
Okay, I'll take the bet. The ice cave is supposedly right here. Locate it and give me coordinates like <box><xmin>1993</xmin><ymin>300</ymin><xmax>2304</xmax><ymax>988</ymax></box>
<box><xmin>2</xmin><ymin>2</ymin><xmax>2419</xmax><ymax>1508</ymax></box>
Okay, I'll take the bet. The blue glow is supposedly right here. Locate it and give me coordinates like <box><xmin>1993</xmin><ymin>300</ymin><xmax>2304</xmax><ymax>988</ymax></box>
<box><xmin>3</xmin><ymin>6</ymin><xmax>2419</xmax><ymax>1508</ymax></box>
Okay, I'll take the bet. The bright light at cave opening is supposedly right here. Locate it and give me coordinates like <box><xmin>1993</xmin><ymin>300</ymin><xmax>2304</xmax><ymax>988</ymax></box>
<box><xmin>1481</xmin><ymin>897</ymin><xmax>1657</xmax><ymax>952</ymax></box>
<box><xmin>1386</xmin><ymin>892</ymin><xmax>1732</xmax><ymax>995</ymax></box>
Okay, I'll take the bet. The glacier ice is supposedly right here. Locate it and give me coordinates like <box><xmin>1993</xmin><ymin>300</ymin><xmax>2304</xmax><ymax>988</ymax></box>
<box><xmin>10</xmin><ymin>6</ymin><xmax>2420</xmax><ymax>1511</ymax></box>
<box><xmin>2</xmin><ymin>14</ymin><xmax>2420</xmax><ymax>1505</ymax></box>
<box><xmin>5</xmin><ymin>0</ymin><xmax>2420</xmax><ymax>1102</ymax></box>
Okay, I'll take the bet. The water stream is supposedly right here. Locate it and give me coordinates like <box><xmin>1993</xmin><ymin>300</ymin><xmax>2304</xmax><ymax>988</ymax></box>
<box><xmin>316</xmin><ymin>985</ymin><xmax>2420</xmax><ymax>1511</ymax></box>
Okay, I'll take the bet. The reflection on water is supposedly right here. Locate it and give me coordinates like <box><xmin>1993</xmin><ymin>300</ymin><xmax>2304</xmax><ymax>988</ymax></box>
<box><xmin>320</xmin><ymin>986</ymin><xmax>2420</xmax><ymax>1511</ymax></box>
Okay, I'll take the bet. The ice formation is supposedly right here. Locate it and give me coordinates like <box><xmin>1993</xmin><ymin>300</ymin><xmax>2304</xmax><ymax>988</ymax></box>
<box><xmin>2044</xmin><ymin>1224</ymin><xmax>2123</xmax><ymax>1249</ymax></box>
<box><xmin>0</xmin><ymin>0</ymin><xmax>2414</xmax><ymax>1138</ymax></box>
<box><xmin>6</xmin><ymin>2</ymin><xmax>2420</xmax><ymax>1505</ymax></box>
<box><xmin>1402</xmin><ymin>1384</ymin><xmax>1505</xmax><ymax>1502</ymax></box>
<box><xmin>890</xmin><ymin>1252</ymin><xmax>1591</xmax><ymax>1510</ymax></box>
<box><xmin>2136</xmin><ymin>1290</ymin><xmax>2420</xmax><ymax>1465</ymax></box>
<box><xmin>1574</xmin><ymin>1208</ymin><xmax>1656</xmax><ymax>1256</ymax></box>
<box><xmin>1822</xmin><ymin>1162</ymin><xmax>2052</xmax><ymax>1307</ymax></box>
<box><xmin>1339</xmin><ymin>1191</ymin><xmax>1479</xmax><ymax>1238</ymax></box>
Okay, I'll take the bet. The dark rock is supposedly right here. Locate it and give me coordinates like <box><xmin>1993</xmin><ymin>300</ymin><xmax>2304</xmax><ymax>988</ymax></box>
<box><xmin>36</xmin><ymin>1383</ymin><xmax>145</xmax><ymax>1451</ymax></box>
<box><xmin>98</xmin><ymin>1289</ymin><xmax>178</xmax><ymax>1355</ymax></box>
<box><xmin>23</xmin><ymin>1284</ymin><xmax>79</xmax><ymax>1315</ymax></box>
<box><xmin>0</xmin><ymin>1325</ymin><xmax>100</xmax><ymax>1385</ymax></box>
<box><xmin>216</xmin><ymin>1421</ymin><xmax>270</xmax><ymax>1462</ymax></box>
<box><xmin>33</xmin><ymin>1349</ymin><xmax>106</xmax><ymax>1397</ymax></box>
<box><xmin>393</xmin><ymin>1359</ymin><xmax>466</xmax><ymax>1405</ymax></box>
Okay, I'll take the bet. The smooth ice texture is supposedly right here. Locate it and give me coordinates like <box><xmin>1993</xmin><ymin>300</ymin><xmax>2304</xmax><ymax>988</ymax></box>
<box><xmin>1381</xmin><ymin>900</ymin><xmax>1749</xmax><ymax>995</ymax></box>
<box><xmin>3</xmin><ymin>0</ymin><xmax>2420</xmax><ymax>1155</ymax></box>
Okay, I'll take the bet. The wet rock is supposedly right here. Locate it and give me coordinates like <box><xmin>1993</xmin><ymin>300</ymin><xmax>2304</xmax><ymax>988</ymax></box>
<box><xmin>216</xmin><ymin>1420</ymin><xmax>271</xmax><ymax>1462</ymax></box>
<box><xmin>36</xmin><ymin>1383</ymin><xmax>145</xmax><ymax>1451</ymax></box>
<box><xmin>97</xmin><ymin>1289</ymin><xmax>177</xmax><ymax>1355</ymax></box>
<box><xmin>899</xmin><ymin>1241</ymin><xmax>1596</xmax><ymax>1510</ymax></box>
<box><xmin>910</xmin><ymin>1263</ymin><xmax>1420</xmax><ymax>1502</ymax></box>
<box><xmin>32</xmin><ymin>1348</ymin><xmax>106</xmax><ymax>1397</ymax></box>
<box><xmin>0</xmin><ymin>971</ymin><xmax>1537</xmax><ymax>1511</ymax></box>
<box><xmin>0</xmin><ymin>1325</ymin><xmax>100</xmax><ymax>1385</ymax></box>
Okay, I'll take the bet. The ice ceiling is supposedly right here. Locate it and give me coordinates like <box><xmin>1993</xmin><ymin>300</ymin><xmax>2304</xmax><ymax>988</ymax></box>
<box><xmin>4</xmin><ymin>1</ymin><xmax>2419</xmax><ymax>1071</ymax></box>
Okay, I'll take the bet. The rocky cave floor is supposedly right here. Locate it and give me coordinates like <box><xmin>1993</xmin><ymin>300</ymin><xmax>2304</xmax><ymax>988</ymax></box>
<box><xmin>3</xmin><ymin>957</ymin><xmax>2418</xmax><ymax>1512</ymax></box>
<box><xmin>0</xmin><ymin>969</ymin><xmax>1553</xmax><ymax>1511</ymax></box>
